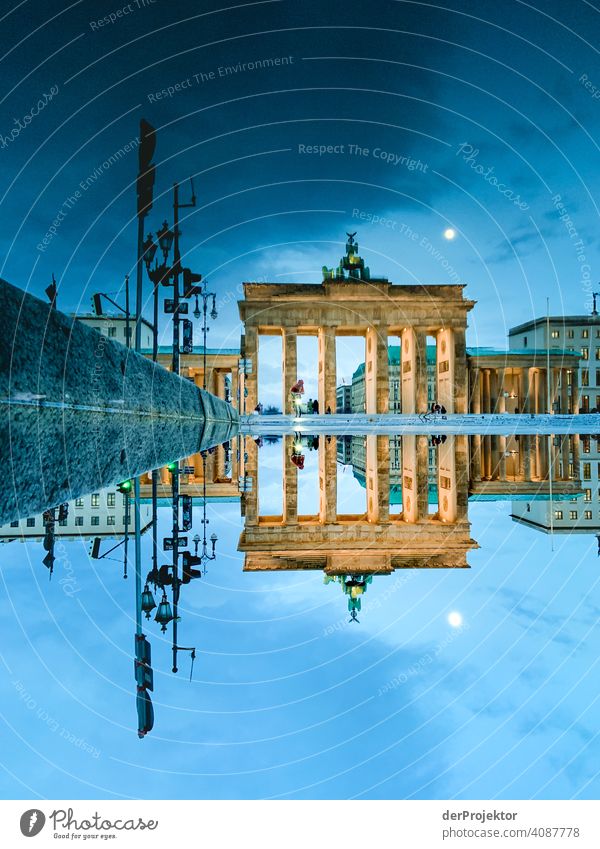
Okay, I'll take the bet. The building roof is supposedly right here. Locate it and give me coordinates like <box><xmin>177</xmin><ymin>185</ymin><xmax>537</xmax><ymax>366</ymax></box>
<box><xmin>508</xmin><ymin>315</ymin><xmax>600</xmax><ymax>335</ymax></box>
<box><xmin>466</xmin><ymin>346</ymin><xmax>580</xmax><ymax>359</ymax></box>
<box><xmin>75</xmin><ymin>312</ymin><xmax>154</xmax><ymax>329</ymax></box>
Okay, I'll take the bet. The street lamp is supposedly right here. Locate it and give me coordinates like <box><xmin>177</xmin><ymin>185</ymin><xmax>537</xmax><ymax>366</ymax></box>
<box><xmin>141</xmin><ymin>584</ymin><xmax>157</xmax><ymax>619</ymax></box>
<box><xmin>194</xmin><ymin>288</ymin><xmax>218</xmax><ymax>389</ymax></box>
<box><xmin>154</xmin><ymin>591</ymin><xmax>174</xmax><ymax>632</ymax></box>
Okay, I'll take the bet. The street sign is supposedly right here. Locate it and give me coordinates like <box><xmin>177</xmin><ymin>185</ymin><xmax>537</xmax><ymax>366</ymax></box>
<box><xmin>164</xmin><ymin>299</ymin><xmax>188</xmax><ymax>314</ymax></box>
<box><xmin>183</xmin><ymin>465</ymin><xmax>195</xmax><ymax>475</ymax></box>
<box><xmin>163</xmin><ymin>537</ymin><xmax>188</xmax><ymax>551</ymax></box>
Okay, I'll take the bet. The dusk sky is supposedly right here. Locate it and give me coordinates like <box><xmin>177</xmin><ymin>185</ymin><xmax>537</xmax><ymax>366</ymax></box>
<box><xmin>3</xmin><ymin>0</ymin><xmax>600</xmax><ymax>804</ymax></box>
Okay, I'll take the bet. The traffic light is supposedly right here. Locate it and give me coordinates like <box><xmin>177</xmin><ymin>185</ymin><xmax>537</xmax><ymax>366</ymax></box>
<box><xmin>181</xmin><ymin>495</ymin><xmax>192</xmax><ymax>531</ymax></box>
<box><xmin>89</xmin><ymin>538</ymin><xmax>101</xmax><ymax>559</ymax></box>
<box><xmin>137</xmin><ymin>119</ymin><xmax>156</xmax><ymax>219</ymax></box>
<box><xmin>134</xmin><ymin>634</ymin><xmax>154</xmax><ymax>738</ymax></box>
<box><xmin>182</xmin><ymin>551</ymin><xmax>202</xmax><ymax>583</ymax></box>
<box><xmin>91</xmin><ymin>293</ymin><xmax>103</xmax><ymax>315</ymax></box>
<box><xmin>182</xmin><ymin>268</ymin><xmax>202</xmax><ymax>298</ymax></box>
<box><xmin>58</xmin><ymin>503</ymin><xmax>68</xmax><ymax>522</ymax></box>
<box><xmin>45</xmin><ymin>276</ymin><xmax>57</xmax><ymax>308</ymax></box>
<box><xmin>117</xmin><ymin>480</ymin><xmax>133</xmax><ymax>495</ymax></box>
<box><xmin>181</xmin><ymin>319</ymin><xmax>193</xmax><ymax>354</ymax></box>
<box><xmin>42</xmin><ymin>551</ymin><xmax>55</xmax><ymax>573</ymax></box>
<box><xmin>166</xmin><ymin>461</ymin><xmax>178</xmax><ymax>474</ymax></box>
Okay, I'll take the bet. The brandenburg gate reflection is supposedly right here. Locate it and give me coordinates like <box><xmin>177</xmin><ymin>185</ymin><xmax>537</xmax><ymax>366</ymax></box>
<box><xmin>238</xmin><ymin>432</ymin><xmax>581</xmax><ymax>581</ymax></box>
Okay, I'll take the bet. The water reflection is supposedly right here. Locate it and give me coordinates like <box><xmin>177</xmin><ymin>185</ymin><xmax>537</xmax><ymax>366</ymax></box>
<box><xmin>0</xmin><ymin>430</ymin><xmax>588</xmax><ymax>740</ymax></box>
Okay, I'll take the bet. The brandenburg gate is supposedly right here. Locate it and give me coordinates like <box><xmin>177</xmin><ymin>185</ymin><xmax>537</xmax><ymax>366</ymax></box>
<box><xmin>238</xmin><ymin>234</ymin><xmax>475</xmax><ymax>414</ymax></box>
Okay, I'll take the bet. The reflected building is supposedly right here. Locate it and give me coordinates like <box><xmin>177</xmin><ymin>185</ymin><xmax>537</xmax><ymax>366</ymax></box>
<box><xmin>239</xmin><ymin>434</ymin><xmax>478</xmax><ymax>575</ymax></box>
<box><xmin>138</xmin><ymin>438</ymin><xmax>241</xmax><ymax>502</ymax></box>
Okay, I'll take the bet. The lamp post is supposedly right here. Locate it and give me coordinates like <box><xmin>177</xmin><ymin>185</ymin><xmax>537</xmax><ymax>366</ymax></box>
<box><xmin>194</xmin><ymin>454</ymin><xmax>218</xmax><ymax>575</ymax></box>
<box><xmin>193</xmin><ymin>288</ymin><xmax>218</xmax><ymax>389</ymax></box>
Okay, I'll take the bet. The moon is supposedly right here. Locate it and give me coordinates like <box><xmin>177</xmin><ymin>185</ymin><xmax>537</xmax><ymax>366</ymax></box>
<box><xmin>447</xmin><ymin>611</ymin><xmax>463</xmax><ymax>628</ymax></box>
<box><xmin>443</xmin><ymin>227</ymin><xmax>457</xmax><ymax>240</ymax></box>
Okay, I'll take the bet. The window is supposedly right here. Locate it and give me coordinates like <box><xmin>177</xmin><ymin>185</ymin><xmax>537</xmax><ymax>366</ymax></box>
<box><xmin>107</xmin><ymin>493</ymin><xmax>115</xmax><ymax>507</ymax></box>
<box><xmin>91</xmin><ymin>493</ymin><xmax>100</xmax><ymax>507</ymax></box>
<box><xmin>75</xmin><ymin>498</ymin><xmax>84</xmax><ymax>508</ymax></box>
<box><xmin>523</xmin><ymin>336</ymin><xmax>527</xmax><ymax>348</ymax></box>
<box><xmin>108</xmin><ymin>327</ymin><xmax>117</xmax><ymax>338</ymax></box>
<box><xmin>585</xmin><ymin>510</ymin><xmax>593</xmax><ymax>520</ymax></box>
<box><xmin>583</xmin><ymin>463</ymin><xmax>591</xmax><ymax>480</ymax></box>
<box><xmin>107</xmin><ymin>515</ymin><xmax>115</xmax><ymax>526</ymax></box>
<box><xmin>91</xmin><ymin>516</ymin><xmax>100</xmax><ymax>526</ymax></box>
<box><xmin>582</xmin><ymin>369</ymin><xmax>589</xmax><ymax>387</ymax></box>
<box><xmin>122</xmin><ymin>494</ymin><xmax>129</xmax><ymax>505</ymax></box>
<box><xmin>567</xmin><ymin>371</ymin><xmax>573</xmax><ymax>386</ymax></box>
<box><xmin>567</xmin><ymin>329</ymin><xmax>574</xmax><ymax>339</ymax></box>
<box><xmin>10</xmin><ymin>520</ymin><xmax>18</xmax><ymax>527</ymax></box>
<box><xmin>26</xmin><ymin>518</ymin><xmax>35</xmax><ymax>527</ymax></box>
<box><xmin>58</xmin><ymin>518</ymin><xmax>67</xmax><ymax>527</ymax></box>
<box><xmin>554</xmin><ymin>510</ymin><xmax>563</xmax><ymax>520</ymax></box>
<box><xmin>583</xmin><ymin>328</ymin><xmax>589</xmax><ymax>339</ymax></box>
<box><xmin>582</xmin><ymin>435</ymin><xmax>591</xmax><ymax>452</ymax></box>
<box><xmin>75</xmin><ymin>516</ymin><xmax>83</xmax><ymax>526</ymax></box>
<box><xmin>551</xmin><ymin>330</ymin><xmax>560</xmax><ymax>339</ymax></box>
<box><xmin>570</xmin><ymin>510</ymin><xmax>578</xmax><ymax>520</ymax></box>
<box><xmin>596</xmin><ymin>329</ymin><xmax>600</xmax><ymax>338</ymax></box>
<box><xmin>581</xmin><ymin>348</ymin><xmax>589</xmax><ymax>360</ymax></box>
<box><xmin>585</xmin><ymin>488</ymin><xmax>592</xmax><ymax>502</ymax></box>
<box><xmin>596</xmin><ymin>347</ymin><xmax>600</xmax><ymax>360</ymax></box>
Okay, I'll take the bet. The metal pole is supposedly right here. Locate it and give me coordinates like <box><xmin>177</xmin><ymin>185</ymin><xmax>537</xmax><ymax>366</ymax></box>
<box><xmin>151</xmin><ymin>468</ymin><xmax>158</xmax><ymax>587</ymax></box>
<box><xmin>123</xmin><ymin>492</ymin><xmax>129</xmax><ymax>580</ymax></box>
<box><xmin>133</xmin><ymin>478</ymin><xmax>142</xmax><ymax>636</ymax></box>
<box><xmin>203</xmin><ymin>294</ymin><xmax>208</xmax><ymax>390</ymax></box>
<box><xmin>125</xmin><ymin>274</ymin><xmax>130</xmax><ymax>349</ymax></box>
<box><xmin>171</xmin><ymin>463</ymin><xmax>179</xmax><ymax>672</ymax></box>
<box><xmin>135</xmin><ymin>216</ymin><xmax>145</xmax><ymax>353</ymax></box>
<box><xmin>546</xmin><ymin>298</ymin><xmax>551</xmax><ymax>414</ymax></box>
<box><xmin>153</xmin><ymin>283</ymin><xmax>159</xmax><ymax>362</ymax></box>
<box><xmin>172</xmin><ymin>182</ymin><xmax>180</xmax><ymax>375</ymax></box>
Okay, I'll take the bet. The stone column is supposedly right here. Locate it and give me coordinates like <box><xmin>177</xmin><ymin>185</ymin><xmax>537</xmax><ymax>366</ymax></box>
<box><xmin>436</xmin><ymin>327</ymin><xmax>456</xmax><ymax>413</ymax></box>
<box><xmin>282</xmin><ymin>328</ymin><xmax>297</xmax><ymax>415</ymax></box>
<box><xmin>244</xmin><ymin>438</ymin><xmax>259</xmax><ymax>525</ymax></box>
<box><xmin>243</xmin><ymin>327</ymin><xmax>259</xmax><ymax>412</ymax></box>
<box><xmin>365</xmin><ymin>325</ymin><xmax>389</xmax><ymax>414</ymax></box>
<box><xmin>401</xmin><ymin>328</ymin><xmax>416</xmax><ymax>413</ymax></box>
<box><xmin>470</xmin><ymin>367</ymin><xmax>481</xmax><ymax>413</ymax></box>
<box><xmin>401</xmin><ymin>435</ymin><xmax>418</xmax><ymax>523</ymax></box>
<box><xmin>470</xmin><ymin>434</ymin><xmax>482</xmax><ymax>482</ymax></box>
<box><xmin>497</xmin><ymin>369</ymin><xmax>506</xmax><ymax>413</ymax></box>
<box><xmin>482</xmin><ymin>369</ymin><xmax>491</xmax><ymax>413</ymax></box>
<box><xmin>283</xmin><ymin>435</ymin><xmax>298</xmax><ymax>523</ymax></box>
<box><xmin>572</xmin><ymin>435</ymin><xmax>580</xmax><ymax>479</ymax></box>
<box><xmin>521</xmin><ymin>367</ymin><xmax>531</xmax><ymax>413</ymax></box>
<box><xmin>416</xmin><ymin>435</ymin><xmax>430</xmax><ymax>518</ymax></box>
<box><xmin>415</xmin><ymin>332</ymin><xmax>428</xmax><ymax>413</ymax></box>
<box><xmin>319</xmin><ymin>435</ymin><xmax>337</xmax><ymax>523</ymax></box>
<box><xmin>498</xmin><ymin>435</ymin><xmax>507</xmax><ymax>480</ymax></box>
<box><xmin>550</xmin><ymin>368</ymin><xmax>558</xmax><ymax>413</ymax></box>
<box><xmin>318</xmin><ymin>326</ymin><xmax>337</xmax><ymax>413</ymax></box>
<box><xmin>522</xmin><ymin>435</ymin><xmax>531</xmax><ymax>480</ymax></box>
<box><xmin>572</xmin><ymin>377</ymin><xmax>581</xmax><ymax>413</ymax></box>
<box><xmin>489</xmin><ymin>369</ymin><xmax>499</xmax><ymax>413</ymax></box>
<box><xmin>437</xmin><ymin>436</ymin><xmax>456</xmax><ymax>522</ymax></box>
<box><xmin>560</xmin><ymin>435</ymin><xmax>570</xmax><ymax>480</ymax></box>
<box><xmin>366</xmin><ymin>435</ymin><xmax>390</xmax><ymax>523</ymax></box>
<box><xmin>455</xmin><ymin>435</ymin><xmax>469</xmax><ymax>520</ymax></box>
<box><xmin>560</xmin><ymin>369</ymin><xmax>569</xmax><ymax>414</ymax></box>
<box><xmin>453</xmin><ymin>327</ymin><xmax>468</xmax><ymax>413</ymax></box>
<box><xmin>231</xmin><ymin>367</ymin><xmax>239</xmax><ymax>410</ymax></box>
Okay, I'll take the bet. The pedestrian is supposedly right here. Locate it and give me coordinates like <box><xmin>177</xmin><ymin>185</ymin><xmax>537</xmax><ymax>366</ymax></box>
<box><xmin>313</xmin><ymin>399</ymin><xmax>319</xmax><ymax>414</ymax></box>
<box><xmin>307</xmin><ymin>398</ymin><xmax>313</xmax><ymax>414</ymax></box>
<box><xmin>326</xmin><ymin>406</ymin><xmax>332</xmax><ymax>414</ymax></box>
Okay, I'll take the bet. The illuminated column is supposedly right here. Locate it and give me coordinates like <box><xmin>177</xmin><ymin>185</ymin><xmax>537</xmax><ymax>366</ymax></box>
<box><xmin>498</xmin><ymin>435</ymin><xmax>507</xmax><ymax>480</ymax></box>
<box><xmin>497</xmin><ymin>369</ymin><xmax>506</xmax><ymax>413</ymax></box>
<box><xmin>365</xmin><ymin>325</ymin><xmax>389</xmax><ymax>414</ymax></box>
<box><xmin>193</xmin><ymin>452</ymin><xmax>203</xmax><ymax>478</ymax></box>
<box><xmin>470</xmin><ymin>367</ymin><xmax>481</xmax><ymax>413</ymax></box>
<box><xmin>366</xmin><ymin>435</ymin><xmax>390</xmax><ymax>522</ymax></box>
<box><xmin>550</xmin><ymin>368</ymin><xmax>559</xmax><ymax>413</ymax></box>
<box><xmin>438</xmin><ymin>436</ymin><xmax>457</xmax><ymax>522</ymax></box>
<box><xmin>453</xmin><ymin>328</ymin><xmax>468</xmax><ymax>413</ymax></box>
<box><xmin>454</xmin><ymin>435</ymin><xmax>469</xmax><ymax>520</ymax></box>
<box><xmin>244</xmin><ymin>437</ymin><xmax>259</xmax><ymax>525</ymax></box>
<box><xmin>489</xmin><ymin>369</ymin><xmax>499</xmax><ymax>413</ymax></box>
<box><xmin>416</xmin><ymin>435</ymin><xmax>429</xmax><ymax>518</ymax></box>
<box><xmin>401</xmin><ymin>328</ymin><xmax>416</xmax><ymax>413</ymax></box>
<box><xmin>243</xmin><ymin>327</ymin><xmax>259</xmax><ymax>412</ymax></box>
<box><xmin>471</xmin><ymin>434</ymin><xmax>482</xmax><ymax>481</ymax></box>
<box><xmin>529</xmin><ymin>434</ymin><xmax>538</xmax><ymax>480</ymax></box>
<box><xmin>522</xmin><ymin>435</ymin><xmax>531</xmax><ymax>480</ymax></box>
<box><xmin>572</xmin><ymin>435</ymin><xmax>580</xmax><ymax>479</ymax></box>
<box><xmin>318</xmin><ymin>326</ymin><xmax>337</xmax><ymax>413</ymax></box>
<box><xmin>283</xmin><ymin>435</ymin><xmax>298</xmax><ymax>523</ymax></box>
<box><xmin>230</xmin><ymin>368</ymin><xmax>239</xmax><ymax>410</ymax></box>
<box><xmin>319</xmin><ymin>435</ymin><xmax>337</xmax><ymax>523</ymax></box>
<box><xmin>572</xmin><ymin>377</ymin><xmax>581</xmax><ymax>413</ymax></box>
<box><xmin>560</xmin><ymin>369</ymin><xmax>569</xmax><ymax>414</ymax></box>
<box><xmin>436</xmin><ymin>327</ymin><xmax>456</xmax><ymax>413</ymax></box>
<box><xmin>521</xmin><ymin>367</ymin><xmax>531</xmax><ymax>413</ymax></box>
<box><xmin>482</xmin><ymin>369</ymin><xmax>491</xmax><ymax>412</ymax></box>
<box><xmin>401</xmin><ymin>435</ymin><xmax>418</xmax><ymax>523</ymax></box>
<box><xmin>561</xmin><ymin>435</ymin><xmax>570</xmax><ymax>479</ymax></box>
<box><xmin>282</xmin><ymin>328</ymin><xmax>297</xmax><ymax>415</ymax></box>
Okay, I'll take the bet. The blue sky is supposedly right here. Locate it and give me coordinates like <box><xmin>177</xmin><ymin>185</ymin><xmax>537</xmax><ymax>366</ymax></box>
<box><xmin>2</xmin><ymin>0</ymin><xmax>600</xmax><ymax>354</ymax></box>
<box><xmin>1</xmin><ymin>458</ymin><xmax>599</xmax><ymax>800</ymax></box>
